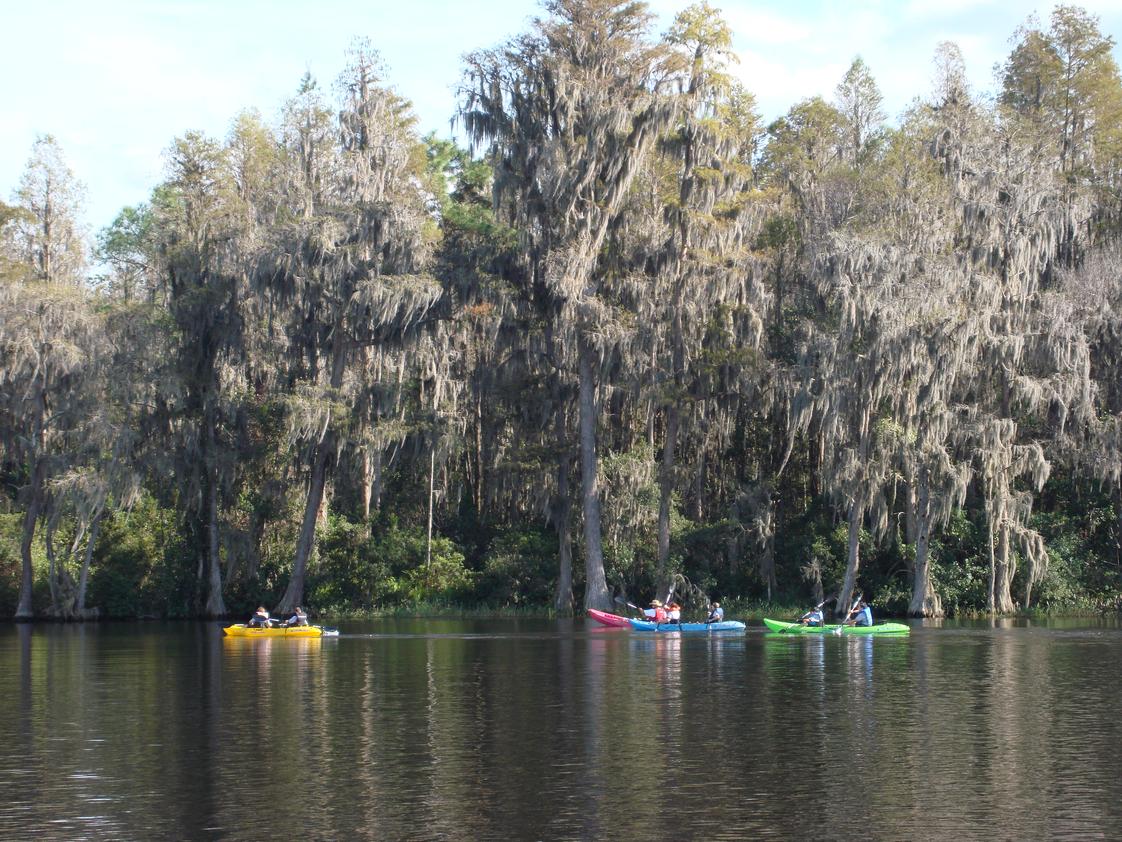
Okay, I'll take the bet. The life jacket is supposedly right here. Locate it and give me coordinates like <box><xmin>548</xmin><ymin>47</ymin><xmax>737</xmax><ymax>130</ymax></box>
<box><xmin>856</xmin><ymin>606</ymin><xmax>873</xmax><ymax>626</ymax></box>
<box><xmin>808</xmin><ymin>609</ymin><xmax>823</xmax><ymax>625</ymax></box>
<box><xmin>653</xmin><ymin>607</ymin><xmax>667</xmax><ymax>624</ymax></box>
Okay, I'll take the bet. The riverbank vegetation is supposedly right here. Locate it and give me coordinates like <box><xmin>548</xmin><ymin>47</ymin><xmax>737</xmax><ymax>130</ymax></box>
<box><xmin>3</xmin><ymin>1</ymin><xmax>1122</xmax><ymax>621</ymax></box>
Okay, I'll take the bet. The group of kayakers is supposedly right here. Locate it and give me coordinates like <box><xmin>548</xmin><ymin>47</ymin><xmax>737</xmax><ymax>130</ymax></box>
<box><xmin>247</xmin><ymin>606</ymin><xmax>308</xmax><ymax>628</ymax></box>
<box><xmin>252</xmin><ymin>595</ymin><xmax>869</xmax><ymax>630</ymax></box>
<box><xmin>798</xmin><ymin>595</ymin><xmax>873</xmax><ymax>627</ymax></box>
<box><xmin>633</xmin><ymin>593</ymin><xmax>873</xmax><ymax>627</ymax></box>
<box><xmin>642</xmin><ymin>599</ymin><xmax>725</xmax><ymax>624</ymax></box>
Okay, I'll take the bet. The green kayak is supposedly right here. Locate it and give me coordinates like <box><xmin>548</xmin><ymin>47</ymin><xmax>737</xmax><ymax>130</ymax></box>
<box><xmin>763</xmin><ymin>618</ymin><xmax>910</xmax><ymax>635</ymax></box>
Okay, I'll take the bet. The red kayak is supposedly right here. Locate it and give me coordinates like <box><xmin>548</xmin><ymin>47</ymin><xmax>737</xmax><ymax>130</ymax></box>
<box><xmin>588</xmin><ymin>608</ymin><xmax>632</xmax><ymax>628</ymax></box>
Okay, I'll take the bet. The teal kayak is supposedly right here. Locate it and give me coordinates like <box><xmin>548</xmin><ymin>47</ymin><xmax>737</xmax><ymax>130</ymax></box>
<box><xmin>763</xmin><ymin>618</ymin><xmax>909</xmax><ymax>635</ymax></box>
<box><xmin>629</xmin><ymin>618</ymin><xmax>746</xmax><ymax>632</ymax></box>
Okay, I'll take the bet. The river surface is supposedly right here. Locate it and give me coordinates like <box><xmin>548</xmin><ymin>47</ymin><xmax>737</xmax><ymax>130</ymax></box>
<box><xmin>1</xmin><ymin>616</ymin><xmax>1120</xmax><ymax>840</ymax></box>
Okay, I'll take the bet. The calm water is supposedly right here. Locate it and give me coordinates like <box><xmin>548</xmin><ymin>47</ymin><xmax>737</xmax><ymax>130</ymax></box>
<box><xmin>2</xmin><ymin>616</ymin><xmax>1121</xmax><ymax>840</ymax></box>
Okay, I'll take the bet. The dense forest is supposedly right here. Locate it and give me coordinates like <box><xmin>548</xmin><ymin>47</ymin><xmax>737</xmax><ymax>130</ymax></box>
<box><xmin>2</xmin><ymin>0</ymin><xmax>1121</xmax><ymax>621</ymax></box>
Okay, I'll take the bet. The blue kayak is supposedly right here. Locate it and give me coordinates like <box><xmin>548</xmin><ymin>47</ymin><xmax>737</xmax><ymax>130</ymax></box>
<box><xmin>628</xmin><ymin>618</ymin><xmax>746</xmax><ymax>633</ymax></box>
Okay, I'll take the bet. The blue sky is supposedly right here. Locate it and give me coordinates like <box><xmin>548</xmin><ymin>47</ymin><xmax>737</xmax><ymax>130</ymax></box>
<box><xmin>5</xmin><ymin>0</ymin><xmax>1122</xmax><ymax>233</ymax></box>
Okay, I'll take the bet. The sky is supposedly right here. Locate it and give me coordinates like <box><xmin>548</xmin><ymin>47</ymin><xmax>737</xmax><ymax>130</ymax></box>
<box><xmin>6</xmin><ymin>0</ymin><xmax>1122</xmax><ymax>233</ymax></box>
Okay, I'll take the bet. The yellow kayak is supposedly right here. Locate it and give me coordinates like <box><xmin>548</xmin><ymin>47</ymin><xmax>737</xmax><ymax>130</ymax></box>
<box><xmin>222</xmin><ymin>623</ymin><xmax>337</xmax><ymax>638</ymax></box>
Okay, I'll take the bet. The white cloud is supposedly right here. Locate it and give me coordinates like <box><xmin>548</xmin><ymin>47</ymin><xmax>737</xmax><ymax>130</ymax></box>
<box><xmin>723</xmin><ymin>8</ymin><xmax>812</xmax><ymax>45</ymax></box>
<box><xmin>903</xmin><ymin>0</ymin><xmax>999</xmax><ymax>20</ymax></box>
<box><xmin>734</xmin><ymin>50</ymin><xmax>849</xmax><ymax>116</ymax></box>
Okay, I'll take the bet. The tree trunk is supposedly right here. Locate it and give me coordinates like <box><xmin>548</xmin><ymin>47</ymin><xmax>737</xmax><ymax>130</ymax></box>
<box><xmin>656</xmin><ymin>403</ymin><xmax>679</xmax><ymax>596</ymax></box>
<box><xmin>45</xmin><ymin>520</ymin><xmax>60</xmax><ymax>616</ymax></box>
<box><xmin>76</xmin><ymin>514</ymin><xmax>101</xmax><ymax>616</ymax></box>
<box><xmin>277</xmin><ymin>344</ymin><xmax>345</xmax><ymax>615</ymax></box>
<box><xmin>578</xmin><ymin>341</ymin><xmax>609</xmax><ymax>611</ymax></box>
<box><xmin>204</xmin><ymin>465</ymin><xmax>226</xmax><ymax>617</ymax></box>
<box><xmin>692</xmin><ymin>445</ymin><xmax>705</xmax><ymax>521</ymax></box>
<box><xmin>994</xmin><ymin>522</ymin><xmax>1016</xmax><ymax>614</ymax></box>
<box><xmin>475</xmin><ymin>391</ymin><xmax>485</xmax><ymax>518</ymax></box>
<box><xmin>1116</xmin><ymin>481</ymin><xmax>1121</xmax><ymax>575</ymax></box>
<box><xmin>372</xmin><ymin>448</ymin><xmax>384</xmax><ymax>516</ymax></box>
<box><xmin>553</xmin><ymin>449</ymin><xmax>574</xmax><ymax>613</ymax></box>
<box><xmin>425</xmin><ymin>447</ymin><xmax>435</xmax><ymax>571</ymax></box>
<box><xmin>361</xmin><ymin>450</ymin><xmax>373</xmax><ymax>522</ymax></box>
<box><xmin>908</xmin><ymin>470</ymin><xmax>943</xmax><ymax>618</ymax></box>
<box><xmin>276</xmin><ymin>437</ymin><xmax>331</xmax><ymax>615</ymax></box>
<box><xmin>987</xmin><ymin>516</ymin><xmax>997</xmax><ymax>613</ymax></box>
<box><xmin>837</xmin><ymin>496</ymin><xmax>863</xmax><ymax>617</ymax></box>
<box><xmin>45</xmin><ymin>519</ymin><xmax>81</xmax><ymax>620</ymax></box>
<box><xmin>552</xmin><ymin>397</ymin><xmax>574</xmax><ymax>613</ymax></box>
<box><xmin>15</xmin><ymin>458</ymin><xmax>46</xmax><ymax>620</ymax></box>
<box><xmin>904</xmin><ymin>471</ymin><xmax>918</xmax><ymax>547</ymax></box>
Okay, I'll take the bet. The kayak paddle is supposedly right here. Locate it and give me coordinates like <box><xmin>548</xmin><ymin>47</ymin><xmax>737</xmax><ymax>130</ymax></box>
<box><xmin>613</xmin><ymin>595</ymin><xmax>645</xmax><ymax>618</ymax></box>
<box><xmin>834</xmin><ymin>594</ymin><xmax>862</xmax><ymax>635</ymax></box>
<box><xmin>785</xmin><ymin>593</ymin><xmax>836</xmax><ymax>633</ymax></box>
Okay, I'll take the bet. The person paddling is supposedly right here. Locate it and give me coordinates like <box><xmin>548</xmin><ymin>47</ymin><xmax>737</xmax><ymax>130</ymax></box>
<box><xmin>799</xmin><ymin>606</ymin><xmax>824</xmax><ymax>627</ymax></box>
<box><xmin>644</xmin><ymin>600</ymin><xmax>667</xmax><ymax>625</ymax></box>
<box><xmin>839</xmin><ymin>595</ymin><xmax>872</xmax><ymax>627</ymax></box>
<box><xmin>284</xmin><ymin>606</ymin><xmax>308</xmax><ymax>627</ymax></box>
<box><xmin>850</xmin><ymin>599</ymin><xmax>873</xmax><ymax>627</ymax></box>
<box><xmin>666</xmin><ymin>602</ymin><xmax>682</xmax><ymax>625</ymax></box>
<box><xmin>706</xmin><ymin>602</ymin><xmax>724</xmax><ymax>624</ymax></box>
<box><xmin>248</xmin><ymin>606</ymin><xmax>271</xmax><ymax>628</ymax></box>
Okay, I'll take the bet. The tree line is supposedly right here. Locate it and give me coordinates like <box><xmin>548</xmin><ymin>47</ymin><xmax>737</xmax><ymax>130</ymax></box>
<box><xmin>2</xmin><ymin>1</ymin><xmax>1121</xmax><ymax>621</ymax></box>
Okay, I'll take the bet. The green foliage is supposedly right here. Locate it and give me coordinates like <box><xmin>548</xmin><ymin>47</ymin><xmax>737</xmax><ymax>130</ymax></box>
<box><xmin>671</xmin><ymin>518</ymin><xmax>737</xmax><ymax>596</ymax></box>
<box><xmin>399</xmin><ymin>538</ymin><xmax>475</xmax><ymax>603</ymax></box>
<box><xmin>308</xmin><ymin>515</ymin><xmax>387</xmax><ymax>610</ymax></box>
<box><xmin>308</xmin><ymin>514</ymin><xmax>474</xmax><ymax>611</ymax></box>
<box><xmin>1027</xmin><ymin>479</ymin><xmax>1121</xmax><ymax>610</ymax></box>
<box><xmin>924</xmin><ymin>511</ymin><xmax>985</xmax><ymax>613</ymax></box>
<box><xmin>0</xmin><ymin>513</ymin><xmax>24</xmax><ymax>617</ymax></box>
<box><xmin>94</xmin><ymin>203</ymin><xmax>154</xmax><ymax>299</ymax></box>
<box><xmin>476</xmin><ymin>528</ymin><xmax>557</xmax><ymax>606</ymax></box>
<box><xmin>86</xmin><ymin>497</ymin><xmax>193</xmax><ymax>618</ymax></box>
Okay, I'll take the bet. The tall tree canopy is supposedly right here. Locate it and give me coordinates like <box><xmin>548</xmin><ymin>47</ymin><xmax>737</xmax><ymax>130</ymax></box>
<box><xmin>4</xmin><ymin>3</ymin><xmax>1122</xmax><ymax>622</ymax></box>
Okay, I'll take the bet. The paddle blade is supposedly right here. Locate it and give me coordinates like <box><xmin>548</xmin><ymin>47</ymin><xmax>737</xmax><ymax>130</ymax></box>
<box><xmin>613</xmin><ymin>595</ymin><xmax>643</xmax><ymax>615</ymax></box>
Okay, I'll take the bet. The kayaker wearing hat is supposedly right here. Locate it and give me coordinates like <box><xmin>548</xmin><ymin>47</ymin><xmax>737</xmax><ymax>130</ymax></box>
<box><xmin>705</xmin><ymin>601</ymin><xmax>724</xmax><ymax>624</ymax></box>
<box><xmin>644</xmin><ymin>600</ymin><xmax>667</xmax><ymax>624</ymax></box>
